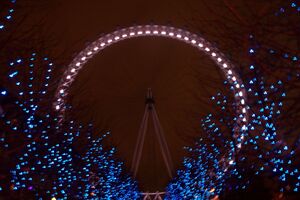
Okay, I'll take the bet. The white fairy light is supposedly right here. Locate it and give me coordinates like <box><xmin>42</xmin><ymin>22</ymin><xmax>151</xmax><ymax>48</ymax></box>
<box><xmin>198</xmin><ymin>43</ymin><xmax>203</xmax><ymax>47</ymax></box>
<box><xmin>242</xmin><ymin>125</ymin><xmax>247</xmax><ymax>131</ymax></box>
<box><xmin>217</xmin><ymin>58</ymin><xmax>222</xmax><ymax>62</ymax></box>
<box><xmin>161</xmin><ymin>31</ymin><xmax>166</xmax><ymax>35</ymax></box>
<box><xmin>212</xmin><ymin>52</ymin><xmax>216</xmax><ymax>57</ymax></box>
<box><xmin>137</xmin><ymin>31</ymin><xmax>143</xmax><ymax>35</ymax></box>
<box><xmin>191</xmin><ymin>40</ymin><xmax>196</xmax><ymax>44</ymax></box>
<box><xmin>223</xmin><ymin>63</ymin><xmax>228</xmax><ymax>68</ymax></box>
<box><xmin>100</xmin><ymin>43</ymin><xmax>105</xmax><ymax>47</ymax></box>
<box><xmin>184</xmin><ymin>36</ymin><xmax>189</xmax><ymax>41</ymax></box>
<box><xmin>176</xmin><ymin>34</ymin><xmax>182</xmax><ymax>38</ymax></box>
<box><xmin>205</xmin><ymin>47</ymin><xmax>210</xmax><ymax>52</ymax></box>
<box><xmin>76</xmin><ymin>62</ymin><xmax>81</xmax><ymax>67</ymax></box>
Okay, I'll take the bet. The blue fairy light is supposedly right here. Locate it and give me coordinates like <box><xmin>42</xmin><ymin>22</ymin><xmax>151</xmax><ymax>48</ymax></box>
<box><xmin>0</xmin><ymin>90</ymin><xmax>7</xmax><ymax>96</ymax></box>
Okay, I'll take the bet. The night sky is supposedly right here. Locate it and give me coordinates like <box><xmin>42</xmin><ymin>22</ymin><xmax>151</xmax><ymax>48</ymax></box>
<box><xmin>9</xmin><ymin>0</ymin><xmax>290</xmax><ymax>192</ymax></box>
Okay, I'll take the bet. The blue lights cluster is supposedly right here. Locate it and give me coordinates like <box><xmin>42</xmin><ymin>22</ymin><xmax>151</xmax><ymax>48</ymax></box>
<box><xmin>240</xmin><ymin>39</ymin><xmax>300</xmax><ymax>193</ymax></box>
<box><xmin>240</xmin><ymin>75</ymin><xmax>298</xmax><ymax>192</ymax></box>
<box><xmin>276</xmin><ymin>0</ymin><xmax>300</xmax><ymax>15</ymax></box>
<box><xmin>0</xmin><ymin>0</ymin><xmax>16</xmax><ymax>30</ymax></box>
<box><xmin>166</xmin><ymin>38</ymin><xmax>299</xmax><ymax>199</ymax></box>
<box><xmin>80</xmin><ymin>135</ymin><xmax>140</xmax><ymax>199</ymax></box>
<box><xmin>0</xmin><ymin>54</ymin><xmax>140</xmax><ymax>199</ymax></box>
<box><xmin>11</xmin><ymin>120</ymin><xmax>79</xmax><ymax>198</ymax></box>
<box><xmin>1</xmin><ymin>1</ymin><xmax>299</xmax><ymax>198</ymax></box>
<box><xmin>165</xmin><ymin>88</ymin><xmax>243</xmax><ymax>199</ymax></box>
<box><xmin>1</xmin><ymin>53</ymin><xmax>54</xmax><ymax>139</ymax></box>
<box><xmin>165</xmin><ymin>139</ymin><xmax>226</xmax><ymax>200</ymax></box>
<box><xmin>10</xmin><ymin>123</ymin><xmax>140</xmax><ymax>199</ymax></box>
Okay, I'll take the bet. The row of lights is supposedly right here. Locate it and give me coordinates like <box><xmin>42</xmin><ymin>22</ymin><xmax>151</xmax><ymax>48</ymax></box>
<box><xmin>55</xmin><ymin>25</ymin><xmax>247</xmax><ymax>125</ymax></box>
<box><xmin>53</xmin><ymin>25</ymin><xmax>248</xmax><ymax>176</ymax></box>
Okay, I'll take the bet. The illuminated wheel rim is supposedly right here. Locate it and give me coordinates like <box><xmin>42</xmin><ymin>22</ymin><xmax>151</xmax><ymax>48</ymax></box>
<box><xmin>53</xmin><ymin>25</ymin><xmax>248</xmax><ymax>167</ymax></box>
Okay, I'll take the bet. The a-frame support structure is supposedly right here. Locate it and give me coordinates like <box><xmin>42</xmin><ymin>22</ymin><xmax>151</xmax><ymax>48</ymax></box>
<box><xmin>131</xmin><ymin>88</ymin><xmax>173</xmax><ymax>178</ymax></box>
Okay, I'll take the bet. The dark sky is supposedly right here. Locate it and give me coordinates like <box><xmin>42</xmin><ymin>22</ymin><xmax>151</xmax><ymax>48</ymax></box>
<box><xmin>13</xmin><ymin>0</ymin><xmax>276</xmax><ymax>192</ymax></box>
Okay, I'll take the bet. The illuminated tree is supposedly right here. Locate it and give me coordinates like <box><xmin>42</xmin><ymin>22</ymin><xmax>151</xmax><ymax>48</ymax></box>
<box><xmin>0</xmin><ymin>53</ymin><xmax>140</xmax><ymax>199</ymax></box>
<box><xmin>165</xmin><ymin>139</ymin><xmax>226</xmax><ymax>200</ymax></box>
<box><xmin>79</xmin><ymin>136</ymin><xmax>140</xmax><ymax>199</ymax></box>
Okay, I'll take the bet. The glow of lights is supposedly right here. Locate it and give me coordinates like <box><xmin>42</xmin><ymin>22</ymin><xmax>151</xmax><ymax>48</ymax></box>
<box><xmin>50</xmin><ymin>26</ymin><xmax>249</xmax><ymax>189</ymax></box>
<box><xmin>2</xmin><ymin>54</ymin><xmax>140</xmax><ymax>198</ymax></box>
<box><xmin>53</xmin><ymin>26</ymin><xmax>248</xmax><ymax>156</ymax></box>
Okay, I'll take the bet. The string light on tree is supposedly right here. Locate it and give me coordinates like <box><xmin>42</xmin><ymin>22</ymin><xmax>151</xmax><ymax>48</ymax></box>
<box><xmin>0</xmin><ymin>0</ymin><xmax>16</xmax><ymax>30</ymax></box>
